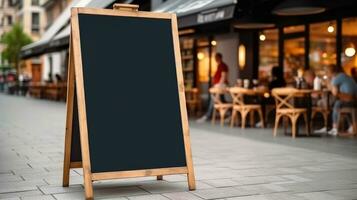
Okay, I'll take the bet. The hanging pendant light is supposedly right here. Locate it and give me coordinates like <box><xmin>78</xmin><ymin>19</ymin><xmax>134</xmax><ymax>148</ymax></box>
<box><xmin>273</xmin><ymin>0</ymin><xmax>326</xmax><ymax>16</ymax></box>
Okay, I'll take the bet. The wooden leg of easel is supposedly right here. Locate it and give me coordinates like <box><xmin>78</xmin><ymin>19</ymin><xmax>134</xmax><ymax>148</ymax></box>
<box><xmin>83</xmin><ymin>170</ymin><xmax>93</xmax><ymax>200</ymax></box>
<box><xmin>157</xmin><ymin>175</ymin><xmax>163</xmax><ymax>180</ymax></box>
<box><xmin>63</xmin><ymin>35</ymin><xmax>75</xmax><ymax>188</ymax></box>
<box><xmin>62</xmin><ymin>125</ymin><xmax>72</xmax><ymax>187</ymax></box>
<box><xmin>62</xmin><ymin>161</ymin><xmax>70</xmax><ymax>187</ymax></box>
<box><xmin>187</xmin><ymin>171</ymin><xmax>196</xmax><ymax>190</ymax></box>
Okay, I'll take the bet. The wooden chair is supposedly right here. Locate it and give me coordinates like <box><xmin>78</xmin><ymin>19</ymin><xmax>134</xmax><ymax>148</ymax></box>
<box><xmin>29</xmin><ymin>82</ymin><xmax>43</xmax><ymax>98</ymax></box>
<box><xmin>272</xmin><ymin>88</ymin><xmax>309</xmax><ymax>138</ymax></box>
<box><xmin>311</xmin><ymin>91</ymin><xmax>330</xmax><ymax>130</ymax></box>
<box><xmin>185</xmin><ymin>88</ymin><xmax>201</xmax><ymax>116</ymax></box>
<box><xmin>209</xmin><ymin>87</ymin><xmax>232</xmax><ymax>126</ymax></box>
<box><xmin>337</xmin><ymin>94</ymin><xmax>357</xmax><ymax>135</ymax></box>
<box><xmin>229</xmin><ymin>87</ymin><xmax>264</xmax><ymax>129</ymax></box>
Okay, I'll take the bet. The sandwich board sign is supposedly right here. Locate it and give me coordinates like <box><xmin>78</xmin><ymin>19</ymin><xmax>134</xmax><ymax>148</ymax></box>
<box><xmin>62</xmin><ymin>4</ymin><xmax>195</xmax><ymax>199</ymax></box>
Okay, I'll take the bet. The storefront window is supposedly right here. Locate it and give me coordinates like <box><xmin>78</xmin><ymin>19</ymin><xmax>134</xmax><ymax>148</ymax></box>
<box><xmin>284</xmin><ymin>37</ymin><xmax>305</xmax><ymax>84</ymax></box>
<box><xmin>197</xmin><ymin>38</ymin><xmax>216</xmax><ymax>83</ymax></box>
<box><xmin>309</xmin><ymin>21</ymin><xmax>336</xmax><ymax>76</ymax></box>
<box><xmin>342</xmin><ymin>17</ymin><xmax>357</xmax><ymax>75</ymax></box>
<box><xmin>180</xmin><ymin>38</ymin><xmax>194</xmax><ymax>89</ymax></box>
<box><xmin>258</xmin><ymin>29</ymin><xmax>278</xmax><ymax>84</ymax></box>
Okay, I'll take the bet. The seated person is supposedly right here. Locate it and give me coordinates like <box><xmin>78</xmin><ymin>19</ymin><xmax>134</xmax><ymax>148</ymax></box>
<box><xmin>303</xmin><ymin>69</ymin><xmax>315</xmax><ymax>89</ymax></box>
<box><xmin>257</xmin><ymin>66</ymin><xmax>286</xmax><ymax>127</ymax></box>
<box><xmin>269</xmin><ymin>66</ymin><xmax>286</xmax><ymax>90</ymax></box>
<box><xmin>316</xmin><ymin>64</ymin><xmax>357</xmax><ymax>135</ymax></box>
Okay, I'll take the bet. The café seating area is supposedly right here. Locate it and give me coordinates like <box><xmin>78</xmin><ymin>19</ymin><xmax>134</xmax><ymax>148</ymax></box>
<box><xmin>29</xmin><ymin>82</ymin><xmax>67</xmax><ymax>101</ymax></box>
<box><xmin>186</xmin><ymin>84</ymin><xmax>357</xmax><ymax>138</ymax></box>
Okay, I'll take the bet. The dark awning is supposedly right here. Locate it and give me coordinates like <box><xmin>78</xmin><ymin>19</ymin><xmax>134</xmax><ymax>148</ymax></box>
<box><xmin>154</xmin><ymin>0</ymin><xmax>237</xmax><ymax>28</ymax></box>
<box><xmin>21</xmin><ymin>0</ymin><xmax>237</xmax><ymax>59</ymax></box>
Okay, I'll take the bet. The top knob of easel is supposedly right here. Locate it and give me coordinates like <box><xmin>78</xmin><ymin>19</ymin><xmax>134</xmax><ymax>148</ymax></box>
<box><xmin>113</xmin><ymin>4</ymin><xmax>139</xmax><ymax>12</ymax></box>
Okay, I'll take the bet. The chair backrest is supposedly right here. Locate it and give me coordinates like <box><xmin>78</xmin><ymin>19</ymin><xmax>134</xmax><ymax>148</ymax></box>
<box><xmin>271</xmin><ymin>87</ymin><xmax>299</xmax><ymax>110</ymax></box>
<box><xmin>228</xmin><ymin>87</ymin><xmax>251</xmax><ymax>106</ymax></box>
<box><xmin>185</xmin><ymin>88</ymin><xmax>199</xmax><ymax>102</ymax></box>
<box><xmin>209</xmin><ymin>87</ymin><xmax>227</xmax><ymax>105</ymax></box>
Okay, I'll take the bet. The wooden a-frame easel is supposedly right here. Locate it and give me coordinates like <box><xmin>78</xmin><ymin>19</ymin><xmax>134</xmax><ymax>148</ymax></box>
<box><xmin>62</xmin><ymin>4</ymin><xmax>196</xmax><ymax>200</ymax></box>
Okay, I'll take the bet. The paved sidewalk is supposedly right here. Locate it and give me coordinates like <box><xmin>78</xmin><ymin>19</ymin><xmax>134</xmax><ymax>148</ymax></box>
<box><xmin>1</xmin><ymin>93</ymin><xmax>357</xmax><ymax>200</ymax></box>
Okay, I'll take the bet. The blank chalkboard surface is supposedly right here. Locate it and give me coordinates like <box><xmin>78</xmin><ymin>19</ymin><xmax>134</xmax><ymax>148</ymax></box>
<box><xmin>78</xmin><ymin>13</ymin><xmax>186</xmax><ymax>173</ymax></box>
<box><xmin>63</xmin><ymin>6</ymin><xmax>195</xmax><ymax>199</ymax></box>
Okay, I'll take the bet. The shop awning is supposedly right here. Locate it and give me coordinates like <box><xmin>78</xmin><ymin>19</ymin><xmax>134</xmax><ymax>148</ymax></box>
<box><xmin>21</xmin><ymin>0</ymin><xmax>237</xmax><ymax>59</ymax></box>
<box><xmin>154</xmin><ymin>0</ymin><xmax>237</xmax><ymax>28</ymax></box>
<box><xmin>20</xmin><ymin>0</ymin><xmax>127</xmax><ymax>59</ymax></box>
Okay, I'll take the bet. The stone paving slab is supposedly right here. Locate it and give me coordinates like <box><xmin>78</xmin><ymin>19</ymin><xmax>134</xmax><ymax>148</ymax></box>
<box><xmin>1</xmin><ymin>94</ymin><xmax>357</xmax><ymax>200</ymax></box>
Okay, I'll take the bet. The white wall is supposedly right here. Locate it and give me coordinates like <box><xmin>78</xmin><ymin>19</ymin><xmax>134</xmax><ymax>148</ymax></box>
<box><xmin>42</xmin><ymin>53</ymin><xmax>62</xmax><ymax>81</ymax></box>
<box><xmin>215</xmin><ymin>33</ymin><xmax>238</xmax><ymax>86</ymax></box>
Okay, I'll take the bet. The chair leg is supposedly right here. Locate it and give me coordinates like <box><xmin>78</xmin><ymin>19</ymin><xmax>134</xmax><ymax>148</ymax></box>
<box><xmin>283</xmin><ymin>116</ymin><xmax>288</xmax><ymax>134</ymax></box>
<box><xmin>220</xmin><ymin>109</ymin><xmax>226</xmax><ymax>126</ymax></box>
<box><xmin>310</xmin><ymin>111</ymin><xmax>315</xmax><ymax>130</ymax></box>
<box><xmin>291</xmin><ymin>115</ymin><xmax>297</xmax><ymax>138</ymax></box>
<box><xmin>352</xmin><ymin>109</ymin><xmax>357</xmax><ymax>135</ymax></box>
<box><xmin>258</xmin><ymin>108</ymin><xmax>265</xmax><ymax>128</ymax></box>
<box><xmin>311</xmin><ymin>110</ymin><xmax>316</xmax><ymax>120</ymax></box>
<box><xmin>249</xmin><ymin>111</ymin><xmax>254</xmax><ymax>128</ymax></box>
<box><xmin>230</xmin><ymin>110</ymin><xmax>236</xmax><ymax>127</ymax></box>
<box><xmin>323</xmin><ymin>112</ymin><xmax>328</xmax><ymax>130</ymax></box>
<box><xmin>336</xmin><ymin>111</ymin><xmax>341</xmax><ymax>133</ymax></box>
<box><xmin>303</xmin><ymin>112</ymin><xmax>309</xmax><ymax>136</ymax></box>
<box><xmin>241</xmin><ymin>110</ymin><xmax>248</xmax><ymax>129</ymax></box>
<box><xmin>211</xmin><ymin>109</ymin><xmax>216</xmax><ymax>124</ymax></box>
<box><xmin>273</xmin><ymin>114</ymin><xmax>282</xmax><ymax>137</ymax></box>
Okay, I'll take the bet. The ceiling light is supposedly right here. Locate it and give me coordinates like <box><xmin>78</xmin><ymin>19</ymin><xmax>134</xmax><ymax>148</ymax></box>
<box><xmin>259</xmin><ymin>33</ymin><xmax>266</xmax><ymax>41</ymax></box>
<box><xmin>273</xmin><ymin>0</ymin><xmax>326</xmax><ymax>16</ymax></box>
<box><xmin>211</xmin><ymin>40</ymin><xmax>217</xmax><ymax>46</ymax></box>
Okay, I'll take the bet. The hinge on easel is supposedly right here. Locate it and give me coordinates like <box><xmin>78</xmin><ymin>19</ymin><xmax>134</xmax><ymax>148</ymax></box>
<box><xmin>113</xmin><ymin>3</ymin><xmax>139</xmax><ymax>12</ymax></box>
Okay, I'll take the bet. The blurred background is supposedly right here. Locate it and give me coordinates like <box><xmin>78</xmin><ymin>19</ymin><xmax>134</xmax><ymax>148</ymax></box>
<box><xmin>0</xmin><ymin>0</ymin><xmax>356</xmax><ymax>107</ymax></box>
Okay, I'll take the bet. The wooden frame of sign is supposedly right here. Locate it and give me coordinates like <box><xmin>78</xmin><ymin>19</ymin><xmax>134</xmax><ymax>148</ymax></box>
<box><xmin>62</xmin><ymin>4</ymin><xmax>195</xmax><ymax>200</ymax></box>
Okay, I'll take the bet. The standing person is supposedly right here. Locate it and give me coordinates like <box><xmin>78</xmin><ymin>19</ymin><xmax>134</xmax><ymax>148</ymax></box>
<box><xmin>316</xmin><ymin>64</ymin><xmax>357</xmax><ymax>135</ymax></box>
<box><xmin>197</xmin><ymin>53</ymin><xmax>229</xmax><ymax>123</ymax></box>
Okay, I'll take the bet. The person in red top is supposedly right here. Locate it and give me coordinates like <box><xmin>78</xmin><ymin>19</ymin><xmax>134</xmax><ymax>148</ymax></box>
<box><xmin>212</xmin><ymin>53</ymin><xmax>228</xmax><ymax>85</ymax></box>
<box><xmin>197</xmin><ymin>53</ymin><xmax>229</xmax><ymax>123</ymax></box>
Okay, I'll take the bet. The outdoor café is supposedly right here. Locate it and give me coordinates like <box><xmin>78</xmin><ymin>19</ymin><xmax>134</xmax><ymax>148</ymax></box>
<box><xmin>174</xmin><ymin>0</ymin><xmax>357</xmax><ymax>137</ymax></box>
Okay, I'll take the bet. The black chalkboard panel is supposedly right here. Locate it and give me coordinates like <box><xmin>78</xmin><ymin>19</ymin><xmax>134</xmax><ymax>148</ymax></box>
<box><xmin>77</xmin><ymin>14</ymin><xmax>187</xmax><ymax>173</ymax></box>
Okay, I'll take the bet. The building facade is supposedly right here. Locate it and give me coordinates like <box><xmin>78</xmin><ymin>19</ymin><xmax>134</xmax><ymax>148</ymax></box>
<box><xmin>15</xmin><ymin>0</ymin><xmax>45</xmax><ymax>80</ymax></box>
<box><xmin>41</xmin><ymin>0</ymin><xmax>72</xmax><ymax>82</ymax></box>
<box><xmin>0</xmin><ymin>0</ymin><xmax>17</xmax><ymax>65</ymax></box>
